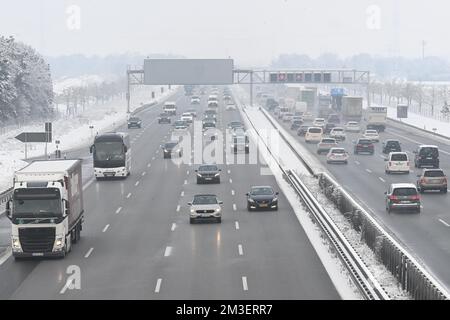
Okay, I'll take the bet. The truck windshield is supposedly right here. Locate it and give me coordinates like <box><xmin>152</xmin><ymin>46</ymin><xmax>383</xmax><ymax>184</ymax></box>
<box><xmin>94</xmin><ymin>142</ymin><xmax>125</xmax><ymax>161</ymax></box>
<box><xmin>13</xmin><ymin>189</ymin><xmax>62</xmax><ymax>218</ymax></box>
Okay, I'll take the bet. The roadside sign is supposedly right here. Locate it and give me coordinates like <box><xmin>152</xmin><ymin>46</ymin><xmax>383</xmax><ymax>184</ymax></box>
<box><xmin>397</xmin><ymin>104</ymin><xmax>408</xmax><ymax>118</ymax></box>
<box><xmin>15</xmin><ymin>132</ymin><xmax>49</xmax><ymax>143</ymax></box>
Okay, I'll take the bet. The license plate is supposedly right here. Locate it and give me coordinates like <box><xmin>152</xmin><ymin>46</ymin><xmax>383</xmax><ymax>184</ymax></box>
<box><xmin>32</xmin><ymin>253</ymin><xmax>44</xmax><ymax>257</ymax></box>
<box><xmin>104</xmin><ymin>172</ymin><xmax>114</xmax><ymax>176</ymax></box>
<box><xmin>201</xmin><ymin>214</ymin><xmax>210</xmax><ymax>217</ymax></box>
<box><xmin>205</xmin><ymin>178</ymin><xmax>212</xmax><ymax>180</ymax></box>
<box><xmin>400</xmin><ymin>201</ymin><xmax>411</xmax><ymax>204</ymax></box>
<box><xmin>259</xmin><ymin>204</ymin><xmax>268</xmax><ymax>207</ymax></box>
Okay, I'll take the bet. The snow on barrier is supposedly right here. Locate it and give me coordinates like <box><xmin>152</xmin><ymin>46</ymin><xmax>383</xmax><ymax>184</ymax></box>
<box><xmin>257</xmin><ymin>105</ymin><xmax>450</xmax><ymax>300</ymax></box>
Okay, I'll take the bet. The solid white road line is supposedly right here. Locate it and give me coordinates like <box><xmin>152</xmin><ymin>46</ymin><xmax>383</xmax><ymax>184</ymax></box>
<box><xmin>176</xmin><ymin>205</ymin><xmax>180</xmax><ymax>212</ymax></box>
<box><xmin>366</xmin><ymin>169</ymin><xmax>372</xmax><ymax>173</ymax></box>
<box><xmin>126</xmin><ymin>193</ymin><xmax>132</xmax><ymax>198</ymax></box>
<box><xmin>354</xmin><ymin>161</ymin><xmax>360</xmax><ymax>165</ymax></box>
<box><xmin>135</xmin><ymin>181</ymin><xmax>140</xmax><ymax>186</ymax></box>
<box><xmin>115</xmin><ymin>207</ymin><xmax>122</xmax><ymax>214</ymax></box>
<box><xmin>233</xmin><ymin>204</ymin><xmax>237</xmax><ymax>211</ymax></box>
<box><xmin>164</xmin><ymin>246</ymin><xmax>172</xmax><ymax>257</ymax></box>
<box><xmin>235</xmin><ymin>221</ymin><xmax>240</xmax><ymax>230</ymax></box>
<box><xmin>171</xmin><ymin>223</ymin><xmax>177</xmax><ymax>231</ymax></box>
<box><xmin>242</xmin><ymin>276</ymin><xmax>248</xmax><ymax>291</ymax></box>
<box><xmin>238</xmin><ymin>244</ymin><xmax>243</xmax><ymax>256</ymax></box>
<box><xmin>155</xmin><ymin>278</ymin><xmax>162</xmax><ymax>293</ymax></box>
<box><xmin>439</xmin><ymin>219</ymin><xmax>450</xmax><ymax>227</ymax></box>
<box><xmin>102</xmin><ymin>224</ymin><xmax>110</xmax><ymax>233</ymax></box>
<box><xmin>378</xmin><ymin>177</ymin><xmax>386</xmax><ymax>183</ymax></box>
<box><xmin>84</xmin><ymin>247</ymin><xmax>94</xmax><ymax>258</ymax></box>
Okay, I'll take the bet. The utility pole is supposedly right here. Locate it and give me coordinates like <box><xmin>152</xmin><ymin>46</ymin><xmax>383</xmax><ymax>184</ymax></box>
<box><xmin>422</xmin><ymin>40</ymin><xmax>426</xmax><ymax>60</ymax></box>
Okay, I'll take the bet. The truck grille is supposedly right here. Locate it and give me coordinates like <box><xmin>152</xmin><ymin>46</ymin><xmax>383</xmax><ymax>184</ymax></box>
<box><xmin>19</xmin><ymin>227</ymin><xmax>55</xmax><ymax>253</ymax></box>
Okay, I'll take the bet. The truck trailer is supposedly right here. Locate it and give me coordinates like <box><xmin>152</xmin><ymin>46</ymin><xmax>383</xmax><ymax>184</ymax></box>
<box><xmin>6</xmin><ymin>160</ymin><xmax>84</xmax><ymax>258</ymax></box>
<box><xmin>341</xmin><ymin>96</ymin><xmax>363</xmax><ymax>121</ymax></box>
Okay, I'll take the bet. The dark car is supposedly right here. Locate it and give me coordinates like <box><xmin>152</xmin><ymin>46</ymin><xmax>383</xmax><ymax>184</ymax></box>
<box><xmin>354</xmin><ymin>138</ymin><xmax>374</xmax><ymax>155</ymax></box>
<box><xmin>158</xmin><ymin>113</ymin><xmax>171</xmax><ymax>124</ymax></box>
<box><xmin>290</xmin><ymin>120</ymin><xmax>303</xmax><ymax>130</ymax></box>
<box><xmin>417</xmin><ymin>169</ymin><xmax>447</xmax><ymax>193</ymax></box>
<box><xmin>385</xmin><ymin>183</ymin><xmax>421</xmax><ymax>213</ymax></box>
<box><xmin>297</xmin><ymin>125</ymin><xmax>309</xmax><ymax>136</ymax></box>
<box><xmin>324</xmin><ymin>123</ymin><xmax>337</xmax><ymax>134</ymax></box>
<box><xmin>128</xmin><ymin>116</ymin><xmax>142</xmax><ymax>128</ymax></box>
<box><xmin>196</xmin><ymin>164</ymin><xmax>221</xmax><ymax>184</ymax></box>
<box><xmin>266</xmin><ymin>98</ymin><xmax>279</xmax><ymax>111</ymax></box>
<box><xmin>327</xmin><ymin>114</ymin><xmax>340</xmax><ymax>124</ymax></box>
<box><xmin>204</xmin><ymin>109</ymin><xmax>217</xmax><ymax>119</ymax></box>
<box><xmin>246</xmin><ymin>186</ymin><xmax>279</xmax><ymax>211</ymax></box>
<box><xmin>382</xmin><ymin>139</ymin><xmax>401</xmax><ymax>154</ymax></box>
<box><xmin>162</xmin><ymin>141</ymin><xmax>182</xmax><ymax>159</ymax></box>
<box><xmin>203</xmin><ymin>119</ymin><xmax>216</xmax><ymax>129</ymax></box>
<box><xmin>227</xmin><ymin>121</ymin><xmax>244</xmax><ymax>130</ymax></box>
<box><xmin>414</xmin><ymin>145</ymin><xmax>439</xmax><ymax>168</ymax></box>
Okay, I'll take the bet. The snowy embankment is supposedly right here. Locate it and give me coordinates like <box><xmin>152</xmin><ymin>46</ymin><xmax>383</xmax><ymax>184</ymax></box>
<box><xmin>233</xmin><ymin>85</ymin><xmax>411</xmax><ymax>299</ymax></box>
<box><xmin>0</xmin><ymin>80</ymin><xmax>178</xmax><ymax>192</ymax></box>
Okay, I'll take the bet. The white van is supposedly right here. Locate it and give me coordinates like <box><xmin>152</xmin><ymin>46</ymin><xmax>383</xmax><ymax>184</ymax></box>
<box><xmin>385</xmin><ymin>152</ymin><xmax>410</xmax><ymax>174</ymax></box>
<box><xmin>305</xmin><ymin>127</ymin><xmax>323</xmax><ymax>143</ymax></box>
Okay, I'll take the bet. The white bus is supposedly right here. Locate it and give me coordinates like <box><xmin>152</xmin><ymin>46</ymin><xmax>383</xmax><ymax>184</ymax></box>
<box><xmin>90</xmin><ymin>132</ymin><xmax>131</xmax><ymax>179</ymax></box>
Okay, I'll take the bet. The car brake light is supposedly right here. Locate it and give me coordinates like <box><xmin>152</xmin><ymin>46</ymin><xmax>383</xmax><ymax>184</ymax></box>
<box><xmin>389</xmin><ymin>195</ymin><xmax>398</xmax><ymax>201</ymax></box>
<box><xmin>410</xmin><ymin>195</ymin><xmax>420</xmax><ymax>201</ymax></box>
<box><xmin>407</xmin><ymin>161</ymin><xmax>410</xmax><ymax>167</ymax></box>
<box><xmin>442</xmin><ymin>177</ymin><xmax>447</xmax><ymax>184</ymax></box>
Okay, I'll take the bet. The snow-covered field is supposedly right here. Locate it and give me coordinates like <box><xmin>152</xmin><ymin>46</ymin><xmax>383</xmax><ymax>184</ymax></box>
<box><xmin>0</xmin><ymin>81</ymin><xmax>178</xmax><ymax>192</ymax></box>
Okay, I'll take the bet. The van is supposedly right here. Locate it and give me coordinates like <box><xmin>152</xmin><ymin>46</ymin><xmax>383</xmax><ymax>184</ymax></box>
<box><xmin>414</xmin><ymin>145</ymin><xmax>439</xmax><ymax>168</ymax></box>
<box><xmin>385</xmin><ymin>152</ymin><xmax>410</xmax><ymax>174</ymax></box>
<box><xmin>305</xmin><ymin>127</ymin><xmax>323</xmax><ymax>143</ymax></box>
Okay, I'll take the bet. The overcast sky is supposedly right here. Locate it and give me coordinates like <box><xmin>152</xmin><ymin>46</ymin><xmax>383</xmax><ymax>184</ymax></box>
<box><xmin>1</xmin><ymin>0</ymin><xmax>449</xmax><ymax>66</ymax></box>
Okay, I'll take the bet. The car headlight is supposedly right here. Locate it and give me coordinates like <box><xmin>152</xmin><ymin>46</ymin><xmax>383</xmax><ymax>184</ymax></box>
<box><xmin>190</xmin><ymin>209</ymin><xmax>195</xmax><ymax>213</ymax></box>
<box><xmin>215</xmin><ymin>208</ymin><xmax>221</xmax><ymax>213</ymax></box>
<box><xmin>214</xmin><ymin>173</ymin><xmax>220</xmax><ymax>177</ymax></box>
<box><xmin>248</xmin><ymin>198</ymin><xmax>255</xmax><ymax>203</ymax></box>
<box><xmin>272</xmin><ymin>197</ymin><xmax>278</xmax><ymax>202</ymax></box>
<box><xmin>12</xmin><ymin>237</ymin><xmax>21</xmax><ymax>249</ymax></box>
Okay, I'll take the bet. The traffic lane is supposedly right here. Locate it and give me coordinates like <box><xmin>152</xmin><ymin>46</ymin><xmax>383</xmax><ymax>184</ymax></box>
<box><xmin>9</xmin><ymin>105</ymin><xmax>192</xmax><ymax>299</ymax></box>
<box><xmin>6</xmin><ymin>95</ymin><xmax>188</xmax><ymax>299</ymax></box>
<box><xmin>276</xmin><ymin>119</ymin><xmax>450</xmax><ymax>289</ymax></box>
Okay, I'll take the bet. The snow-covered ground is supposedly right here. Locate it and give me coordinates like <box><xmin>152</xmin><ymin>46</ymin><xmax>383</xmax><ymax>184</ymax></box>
<box><xmin>53</xmin><ymin>74</ymin><xmax>110</xmax><ymax>95</ymax></box>
<box><xmin>0</xmin><ymin>82</ymin><xmax>178</xmax><ymax>193</ymax></box>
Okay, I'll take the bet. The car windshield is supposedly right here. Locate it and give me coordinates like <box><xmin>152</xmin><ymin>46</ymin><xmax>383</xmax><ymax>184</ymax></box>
<box><xmin>129</xmin><ymin>117</ymin><xmax>140</xmax><ymax>121</ymax></box>
<box><xmin>164</xmin><ymin>143</ymin><xmax>178</xmax><ymax>149</ymax></box>
<box><xmin>308</xmin><ymin>128</ymin><xmax>322</xmax><ymax>133</ymax></box>
<box><xmin>358</xmin><ymin>139</ymin><xmax>372</xmax><ymax>144</ymax></box>
<box><xmin>424</xmin><ymin>170</ymin><xmax>445</xmax><ymax>177</ymax></box>
<box><xmin>393</xmin><ymin>188</ymin><xmax>417</xmax><ymax>196</ymax></box>
<box><xmin>251</xmin><ymin>187</ymin><xmax>274</xmax><ymax>195</ymax></box>
<box><xmin>391</xmin><ymin>154</ymin><xmax>407</xmax><ymax>161</ymax></box>
<box><xmin>332</xmin><ymin>149</ymin><xmax>346</xmax><ymax>154</ymax></box>
<box><xmin>193</xmin><ymin>195</ymin><xmax>218</xmax><ymax>205</ymax></box>
<box><xmin>199</xmin><ymin>165</ymin><xmax>218</xmax><ymax>171</ymax></box>
<box><xmin>321</xmin><ymin>139</ymin><xmax>336</xmax><ymax>144</ymax></box>
<box><xmin>419</xmin><ymin>147</ymin><xmax>438</xmax><ymax>157</ymax></box>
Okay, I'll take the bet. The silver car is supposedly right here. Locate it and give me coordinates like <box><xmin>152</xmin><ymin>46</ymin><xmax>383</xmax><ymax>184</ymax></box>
<box><xmin>189</xmin><ymin>194</ymin><xmax>223</xmax><ymax>223</ymax></box>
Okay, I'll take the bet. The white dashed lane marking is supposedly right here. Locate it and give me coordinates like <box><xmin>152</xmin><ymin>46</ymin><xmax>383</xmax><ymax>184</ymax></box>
<box><xmin>84</xmin><ymin>248</ymin><xmax>94</xmax><ymax>258</ymax></box>
<box><xmin>155</xmin><ymin>279</ymin><xmax>162</xmax><ymax>293</ymax></box>
<box><xmin>115</xmin><ymin>207</ymin><xmax>122</xmax><ymax>214</ymax></box>
<box><xmin>102</xmin><ymin>224</ymin><xmax>110</xmax><ymax>233</ymax></box>
<box><xmin>439</xmin><ymin>219</ymin><xmax>450</xmax><ymax>227</ymax></box>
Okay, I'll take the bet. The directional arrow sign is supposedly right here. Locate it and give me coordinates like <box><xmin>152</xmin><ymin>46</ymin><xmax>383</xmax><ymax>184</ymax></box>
<box><xmin>15</xmin><ymin>132</ymin><xmax>49</xmax><ymax>143</ymax></box>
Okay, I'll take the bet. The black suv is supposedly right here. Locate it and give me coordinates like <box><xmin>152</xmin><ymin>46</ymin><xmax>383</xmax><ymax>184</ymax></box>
<box><xmin>414</xmin><ymin>145</ymin><xmax>439</xmax><ymax>168</ymax></box>
<box><xmin>158</xmin><ymin>113</ymin><xmax>171</xmax><ymax>124</ymax></box>
<box><xmin>354</xmin><ymin>138</ymin><xmax>374</xmax><ymax>155</ymax></box>
<box><xmin>195</xmin><ymin>164</ymin><xmax>221</xmax><ymax>184</ymax></box>
<box><xmin>162</xmin><ymin>141</ymin><xmax>182</xmax><ymax>159</ymax></box>
<box><xmin>246</xmin><ymin>186</ymin><xmax>279</xmax><ymax>211</ymax></box>
<box><xmin>382</xmin><ymin>139</ymin><xmax>401</xmax><ymax>154</ymax></box>
<box><xmin>128</xmin><ymin>116</ymin><xmax>142</xmax><ymax>128</ymax></box>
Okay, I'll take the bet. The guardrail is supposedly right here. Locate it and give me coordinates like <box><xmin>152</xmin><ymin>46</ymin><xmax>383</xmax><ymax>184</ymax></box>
<box><xmin>240</xmin><ymin>106</ymin><xmax>389</xmax><ymax>300</ymax></box>
<box><xmin>257</xmin><ymin>104</ymin><xmax>450</xmax><ymax>300</ymax></box>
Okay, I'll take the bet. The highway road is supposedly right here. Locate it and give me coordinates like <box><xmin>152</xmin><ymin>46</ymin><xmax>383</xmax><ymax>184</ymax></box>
<box><xmin>0</xmin><ymin>88</ymin><xmax>340</xmax><ymax>299</ymax></box>
<box><xmin>264</xmin><ymin>97</ymin><xmax>450</xmax><ymax>291</ymax></box>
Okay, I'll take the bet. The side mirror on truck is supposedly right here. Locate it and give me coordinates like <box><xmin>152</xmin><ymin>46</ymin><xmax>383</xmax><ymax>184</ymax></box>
<box><xmin>89</xmin><ymin>145</ymin><xmax>94</xmax><ymax>154</ymax></box>
<box><xmin>5</xmin><ymin>200</ymin><xmax>12</xmax><ymax>220</ymax></box>
<box><xmin>123</xmin><ymin>145</ymin><xmax>128</xmax><ymax>153</ymax></box>
<box><xmin>63</xmin><ymin>199</ymin><xmax>70</xmax><ymax>215</ymax></box>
